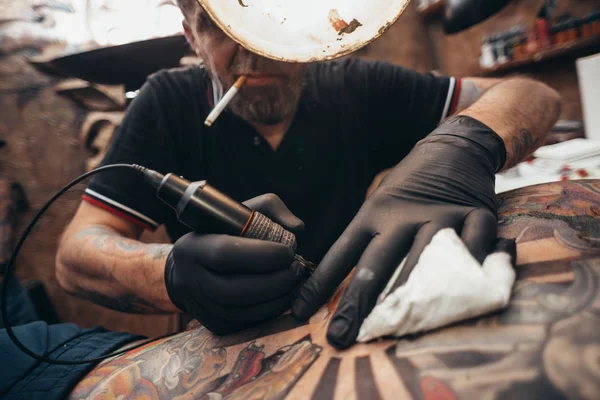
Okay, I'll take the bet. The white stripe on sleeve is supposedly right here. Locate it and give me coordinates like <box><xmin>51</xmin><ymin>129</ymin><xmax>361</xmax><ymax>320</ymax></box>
<box><xmin>85</xmin><ymin>188</ymin><xmax>159</xmax><ymax>227</ymax></box>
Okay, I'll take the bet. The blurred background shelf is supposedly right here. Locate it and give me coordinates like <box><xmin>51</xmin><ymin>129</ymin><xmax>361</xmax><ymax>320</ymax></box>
<box><xmin>480</xmin><ymin>34</ymin><xmax>600</xmax><ymax>75</ymax></box>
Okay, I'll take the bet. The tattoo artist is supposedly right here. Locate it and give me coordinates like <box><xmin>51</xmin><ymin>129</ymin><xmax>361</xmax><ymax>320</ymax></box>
<box><xmin>55</xmin><ymin>0</ymin><xmax>561</xmax><ymax>348</ymax></box>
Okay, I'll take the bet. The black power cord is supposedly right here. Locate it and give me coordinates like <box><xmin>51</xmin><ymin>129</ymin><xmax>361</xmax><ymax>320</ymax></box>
<box><xmin>1</xmin><ymin>163</ymin><xmax>170</xmax><ymax>365</ymax></box>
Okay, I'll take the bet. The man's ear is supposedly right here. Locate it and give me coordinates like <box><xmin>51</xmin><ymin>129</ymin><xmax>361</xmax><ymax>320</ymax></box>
<box><xmin>182</xmin><ymin>21</ymin><xmax>198</xmax><ymax>53</ymax></box>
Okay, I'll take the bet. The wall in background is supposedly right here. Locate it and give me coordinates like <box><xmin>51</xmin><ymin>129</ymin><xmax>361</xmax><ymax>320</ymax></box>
<box><xmin>358</xmin><ymin>0</ymin><xmax>599</xmax><ymax>120</ymax></box>
<box><xmin>353</xmin><ymin>2</ymin><xmax>437</xmax><ymax>72</ymax></box>
<box><xmin>0</xmin><ymin>0</ymin><xmax>183</xmax><ymax>55</ymax></box>
<box><xmin>0</xmin><ymin>0</ymin><xmax>179</xmax><ymax>337</ymax></box>
<box><xmin>0</xmin><ymin>54</ymin><xmax>178</xmax><ymax>337</ymax></box>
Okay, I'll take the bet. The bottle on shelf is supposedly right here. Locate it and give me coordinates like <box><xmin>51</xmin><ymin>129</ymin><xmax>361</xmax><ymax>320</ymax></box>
<box><xmin>552</xmin><ymin>20</ymin><xmax>569</xmax><ymax>45</ymax></box>
<box><xmin>535</xmin><ymin>2</ymin><xmax>552</xmax><ymax>49</ymax></box>
<box><xmin>593</xmin><ymin>10</ymin><xmax>600</xmax><ymax>35</ymax></box>
<box><xmin>480</xmin><ymin>35</ymin><xmax>495</xmax><ymax>68</ymax></box>
<box><xmin>580</xmin><ymin>10</ymin><xmax>600</xmax><ymax>37</ymax></box>
<box><xmin>551</xmin><ymin>23</ymin><xmax>561</xmax><ymax>45</ymax></box>
<box><xmin>495</xmin><ymin>32</ymin><xmax>508</xmax><ymax>64</ymax></box>
<box><xmin>535</xmin><ymin>17</ymin><xmax>551</xmax><ymax>48</ymax></box>
<box><xmin>564</xmin><ymin>18</ymin><xmax>580</xmax><ymax>43</ymax></box>
<box><xmin>525</xmin><ymin>28</ymin><xmax>540</xmax><ymax>56</ymax></box>
<box><xmin>581</xmin><ymin>13</ymin><xmax>594</xmax><ymax>38</ymax></box>
<box><xmin>513</xmin><ymin>27</ymin><xmax>527</xmax><ymax>60</ymax></box>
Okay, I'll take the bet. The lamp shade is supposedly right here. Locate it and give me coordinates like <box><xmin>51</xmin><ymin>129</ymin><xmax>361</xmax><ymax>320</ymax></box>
<box><xmin>444</xmin><ymin>0</ymin><xmax>511</xmax><ymax>34</ymax></box>
<box><xmin>198</xmin><ymin>0</ymin><xmax>411</xmax><ymax>62</ymax></box>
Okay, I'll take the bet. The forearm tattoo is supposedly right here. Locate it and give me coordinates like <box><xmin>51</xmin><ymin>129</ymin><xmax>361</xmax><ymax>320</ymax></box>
<box><xmin>73</xmin><ymin>225</ymin><xmax>118</xmax><ymax>238</ymax></box>
<box><xmin>455</xmin><ymin>79</ymin><xmax>503</xmax><ymax>114</ymax></box>
<box><xmin>456</xmin><ymin>80</ymin><xmax>484</xmax><ymax>113</ymax></box>
<box><xmin>71</xmin><ymin>225</ymin><xmax>172</xmax><ymax>314</ymax></box>
<box><xmin>504</xmin><ymin>128</ymin><xmax>542</xmax><ymax>170</ymax></box>
<box><xmin>84</xmin><ymin>291</ymin><xmax>164</xmax><ymax>314</ymax></box>
<box><xmin>147</xmin><ymin>244</ymin><xmax>172</xmax><ymax>260</ymax></box>
<box><xmin>75</xmin><ymin>225</ymin><xmax>171</xmax><ymax>260</ymax></box>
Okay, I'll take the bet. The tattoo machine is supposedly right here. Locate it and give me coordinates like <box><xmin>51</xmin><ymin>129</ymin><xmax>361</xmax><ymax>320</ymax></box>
<box><xmin>140</xmin><ymin>168</ymin><xmax>316</xmax><ymax>273</ymax></box>
<box><xmin>2</xmin><ymin>163</ymin><xmax>314</xmax><ymax>365</ymax></box>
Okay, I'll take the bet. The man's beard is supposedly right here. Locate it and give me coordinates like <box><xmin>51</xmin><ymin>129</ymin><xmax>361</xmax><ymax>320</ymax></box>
<box><xmin>229</xmin><ymin>78</ymin><xmax>304</xmax><ymax>125</ymax></box>
<box><xmin>209</xmin><ymin>55</ymin><xmax>306</xmax><ymax>126</ymax></box>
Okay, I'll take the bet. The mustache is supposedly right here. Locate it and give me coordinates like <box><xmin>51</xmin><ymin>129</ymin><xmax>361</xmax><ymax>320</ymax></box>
<box><xmin>229</xmin><ymin>54</ymin><xmax>291</xmax><ymax>76</ymax></box>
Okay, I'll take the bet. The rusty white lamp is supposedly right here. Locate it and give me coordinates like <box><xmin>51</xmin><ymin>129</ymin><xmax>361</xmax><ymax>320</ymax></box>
<box><xmin>197</xmin><ymin>0</ymin><xmax>411</xmax><ymax>62</ymax></box>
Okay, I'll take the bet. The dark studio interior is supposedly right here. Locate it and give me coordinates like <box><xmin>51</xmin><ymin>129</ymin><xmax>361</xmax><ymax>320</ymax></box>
<box><xmin>1</xmin><ymin>0</ymin><xmax>599</xmax><ymax>399</ymax></box>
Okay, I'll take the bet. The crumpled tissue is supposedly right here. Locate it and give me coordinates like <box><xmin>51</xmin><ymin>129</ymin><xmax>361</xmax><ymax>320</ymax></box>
<box><xmin>357</xmin><ymin>228</ymin><xmax>515</xmax><ymax>342</ymax></box>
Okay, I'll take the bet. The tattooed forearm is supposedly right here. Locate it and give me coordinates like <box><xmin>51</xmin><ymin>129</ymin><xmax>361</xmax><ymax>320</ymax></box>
<box><xmin>454</xmin><ymin>78</ymin><xmax>502</xmax><ymax>114</ymax></box>
<box><xmin>73</xmin><ymin>225</ymin><xmax>119</xmax><ymax>238</ymax></box>
<box><xmin>115</xmin><ymin>239</ymin><xmax>143</xmax><ymax>252</ymax></box>
<box><xmin>92</xmin><ymin>237</ymin><xmax>171</xmax><ymax>261</ymax></box>
<box><xmin>504</xmin><ymin>128</ymin><xmax>543</xmax><ymax>169</ymax></box>
<box><xmin>84</xmin><ymin>291</ymin><xmax>167</xmax><ymax>314</ymax></box>
<box><xmin>57</xmin><ymin>223</ymin><xmax>178</xmax><ymax>314</ymax></box>
<box><xmin>457</xmin><ymin>78</ymin><xmax>561</xmax><ymax>172</ymax></box>
<box><xmin>147</xmin><ymin>244</ymin><xmax>172</xmax><ymax>260</ymax></box>
<box><xmin>78</xmin><ymin>230</ymin><xmax>167</xmax><ymax>260</ymax></box>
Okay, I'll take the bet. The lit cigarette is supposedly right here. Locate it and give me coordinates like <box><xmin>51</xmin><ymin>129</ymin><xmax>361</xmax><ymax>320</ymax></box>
<box><xmin>204</xmin><ymin>75</ymin><xmax>247</xmax><ymax>127</ymax></box>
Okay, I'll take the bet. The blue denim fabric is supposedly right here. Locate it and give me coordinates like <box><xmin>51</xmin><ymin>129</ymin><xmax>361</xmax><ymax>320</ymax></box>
<box><xmin>0</xmin><ymin>276</ymin><xmax>39</xmax><ymax>329</ymax></box>
<box><xmin>0</xmin><ymin>322</ymin><xmax>143</xmax><ymax>400</ymax></box>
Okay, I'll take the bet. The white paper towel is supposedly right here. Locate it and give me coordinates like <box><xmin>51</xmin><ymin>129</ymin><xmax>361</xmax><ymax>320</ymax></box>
<box><xmin>357</xmin><ymin>228</ymin><xmax>516</xmax><ymax>342</ymax></box>
<box><xmin>577</xmin><ymin>53</ymin><xmax>600</xmax><ymax>140</ymax></box>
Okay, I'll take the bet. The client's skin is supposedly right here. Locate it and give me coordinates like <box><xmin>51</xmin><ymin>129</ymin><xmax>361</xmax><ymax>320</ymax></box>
<box><xmin>69</xmin><ymin>180</ymin><xmax>600</xmax><ymax>400</ymax></box>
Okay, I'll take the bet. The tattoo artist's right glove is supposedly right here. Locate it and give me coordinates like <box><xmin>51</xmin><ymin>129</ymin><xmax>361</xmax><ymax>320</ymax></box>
<box><xmin>164</xmin><ymin>194</ymin><xmax>307</xmax><ymax>335</ymax></box>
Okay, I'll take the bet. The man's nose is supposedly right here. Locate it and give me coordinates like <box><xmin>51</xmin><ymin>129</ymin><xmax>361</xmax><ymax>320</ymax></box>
<box><xmin>236</xmin><ymin>45</ymin><xmax>259</xmax><ymax>69</ymax></box>
<box><xmin>237</xmin><ymin>44</ymin><xmax>249</xmax><ymax>56</ymax></box>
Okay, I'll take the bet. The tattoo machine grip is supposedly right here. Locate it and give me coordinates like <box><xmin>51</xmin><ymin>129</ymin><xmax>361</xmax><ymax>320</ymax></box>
<box><xmin>144</xmin><ymin>170</ymin><xmax>315</xmax><ymax>273</ymax></box>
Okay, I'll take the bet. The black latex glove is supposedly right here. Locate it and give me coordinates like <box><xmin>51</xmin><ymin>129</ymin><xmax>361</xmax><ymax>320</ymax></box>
<box><xmin>291</xmin><ymin>115</ymin><xmax>507</xmax><ymax>349</ymax></box>
<box><xmin>165</xmin><ymin>194</ymin><xmax>308</xmax><ymax>335</ymax></box>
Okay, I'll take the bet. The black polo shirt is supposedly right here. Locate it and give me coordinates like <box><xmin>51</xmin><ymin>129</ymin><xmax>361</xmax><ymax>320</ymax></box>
<box><xmin>84</xmin><ymin>58</ymin><xmax>460</xmax><ymax>263</ymax></box>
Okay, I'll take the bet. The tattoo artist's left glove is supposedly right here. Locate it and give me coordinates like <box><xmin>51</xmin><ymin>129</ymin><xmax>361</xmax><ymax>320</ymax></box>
<box><xmin>291</xmin><ymin>115</ymin><xmax>507</xmax><ymax>349</ymax></box>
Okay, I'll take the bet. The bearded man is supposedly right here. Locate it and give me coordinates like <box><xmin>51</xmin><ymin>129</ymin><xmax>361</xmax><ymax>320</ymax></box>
<box><xmin>55</xmin><ymin>0</ymin><xmax>561</xmax><ymax>345</ymax></box>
